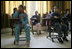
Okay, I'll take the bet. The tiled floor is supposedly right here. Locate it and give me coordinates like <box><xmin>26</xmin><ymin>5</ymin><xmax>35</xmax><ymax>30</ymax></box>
<box><xmin>1</xmin><ymin>28</ymin><xmax>71</xmax><ymax>48</ymax></box>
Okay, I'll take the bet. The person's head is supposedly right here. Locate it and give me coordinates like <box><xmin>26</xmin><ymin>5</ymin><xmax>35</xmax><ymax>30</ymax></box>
<box><xmin>18</xmin><ymin>5</ymin><xmax>26</xmax><ymax>13</ymax></box>
<box><xmin>35</xmin><ymin>11</ymin><xmax>38</xmax><ymax>15</ymax></box>
<box><xmin>53</xmin><ymin>6</ymin><xmax>58</xmax><ymax>12</ymax></box>
<box><xmin>65</xmin><ymin>9</ymin><xmax>70</xmax><ymax>14</ymax></box>
<box><xmin>49</xmin><ymin>11</ymin><xmax>51</xmax><ymax>14</ymax></box>
<box><xmin>13</xmin><ymin>8</ymin><xmax>17</xmax><ymax>13</ymax></box>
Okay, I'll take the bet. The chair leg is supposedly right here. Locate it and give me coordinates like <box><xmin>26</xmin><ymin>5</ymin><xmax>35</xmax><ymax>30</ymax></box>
<box><xmin>52</xmin><ymin>38</ymin><xmax>54</xmax><ymax>42</ymax></box>
<box><xmin>32</xmin><ymin>25</ymin><xmax>34</xmax><ymax>34</ymax></box>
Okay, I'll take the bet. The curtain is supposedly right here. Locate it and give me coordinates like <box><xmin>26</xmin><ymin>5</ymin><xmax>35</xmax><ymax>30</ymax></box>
<box><xmin>5</xmin><ymin>1</ymin><xmax>22</xmax><ymax>16</ymax></box>
<box><xmin>5</xmin><ymin>1</ymin><xmax>65</xmax><ymax>22</ymax></box>
<box><xmin>5</xmin><ymin>1</ymin><xmax>50</xmax><ymax>16</ymax></box>
<box><xmin>5</xmin><ymin>1</ymin><xmax>54</xmax><ymax>23</ymax></box>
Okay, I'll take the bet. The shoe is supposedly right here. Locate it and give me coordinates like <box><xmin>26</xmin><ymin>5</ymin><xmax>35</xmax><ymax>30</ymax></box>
<box><xmin>26</xmin><ymin>40</ymin><xmax>30</xmax><ymax>47</ymax></box>
<box><xmin>14</xmin><ymin>41</ymin><xmax>19</xmax><ymax>45</ymax></box>
<box><xmin>58</xmin><ymin>38</ymin><xmax>64</xmax><ymax>44</ymax></box>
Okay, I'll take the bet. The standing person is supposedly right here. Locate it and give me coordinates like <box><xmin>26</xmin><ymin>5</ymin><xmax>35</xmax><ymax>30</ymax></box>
<box><xmin>61</xmin><ymin>21</ymin><xmax>69</xmax><ymax>42</ymax></box>
<box><xmin>13</xmin><ymin>5</ymin><xmax>30</xmax><ymax>46</ymax></box>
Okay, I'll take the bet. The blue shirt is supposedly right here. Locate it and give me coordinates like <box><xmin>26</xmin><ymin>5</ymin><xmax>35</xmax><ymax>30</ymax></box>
<box><xmin>13</xmin><ymin>11</ymin><xmax>29</xmax><ymax>25</ymax></box>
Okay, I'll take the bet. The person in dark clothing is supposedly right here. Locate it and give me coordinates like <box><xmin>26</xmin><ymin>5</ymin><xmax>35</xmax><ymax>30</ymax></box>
<box><xmin>31</xmin><ymin>11</ymin><xmax>41</xmax><ymax>35</ymax></box>
<box><xmin>51</xmin><ymin>15</ymin><xmax>64</xmax><ymax>44</ymax></box>
<box><xmin>50</xmin><ymin>6</ymin><xmax>66</xmax><ymax>44</ymax></box>
<box><xmin>61</xmin><ymin>21</ymin><xmax>69</xmax><ymax>42</ymax></box>
<box><xmin>63</xmin><ymin>9</ymin><xmax>71</xmax><ymax>31</ymax></box>
<box><xmin>31</xmin><ymin>11</ymin><xmax>39</xmax><ymax>25</ymax></box>
<box><xmin>51</xmin><ymin>6</ymin><xmax>69</xmax><ymax>43</ymax></box>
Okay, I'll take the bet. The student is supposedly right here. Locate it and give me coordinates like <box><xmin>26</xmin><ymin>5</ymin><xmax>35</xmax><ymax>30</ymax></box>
<box><xmin>63</xmin><ymin>9</ymin><xmax>71</xmax><ymax>31</ymax></box>
<box><xmin>12</xmin><ymin>8</ymin><xmax>17</xmax><ymax>18</ymax></box>
<box><xmin>61</xmin><ymin>21</ymin><xmax>68</xmax><ymax>42</ymax></box>
<box><xmin>13</xmin><ymin>5</ymin><xmax>30</xmax><ymax>46</ymax></box>
<box><xmin>31</xmin><ymin>11</ymin><xmax>41</xmax><ymax>35</ymax></box>
<box><xmin>51</xmin><ymin>6</ymin><xmax>63</xmax><ymax>44</ymax></box>
<box><xmin>51</xmin><ymin>6</ymin><xmax>69</xmax><ymax>44</ymax></box>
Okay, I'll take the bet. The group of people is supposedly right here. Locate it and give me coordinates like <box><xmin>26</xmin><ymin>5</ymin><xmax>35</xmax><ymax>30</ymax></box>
<box><xmin>30</xmin><ymin>6</ymin><xmax>71</xmax><ymax>44</ymax></box>
<box><xmin>50</xmin><ymin>7</ymin><xmax>70</xmax><ymax>43</ymax></box>
<box><xmin>12</xmin><ymin>5</ymin><xmax>71</xmax><ymax>46</ymax></box>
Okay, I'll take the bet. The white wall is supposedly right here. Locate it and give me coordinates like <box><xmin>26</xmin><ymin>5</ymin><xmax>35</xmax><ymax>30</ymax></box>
<box><xmin>26</xmin><ymin>1</ymin><xmax>37</xmax><ymax>22</ymax></box>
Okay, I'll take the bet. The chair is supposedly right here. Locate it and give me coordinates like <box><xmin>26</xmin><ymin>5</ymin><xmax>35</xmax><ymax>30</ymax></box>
<box><xmin>46</xmin><ymin>22</ymin><xmax>59</xmax><ymax>42</ymax></box>
<box><xmin>9</xmin><ymin>18</ymin><xmax>27</xmax><ymax>45</ymax></box>
<box><xmin>30</xmin><ymin>19</ymin><xmax>42</xmax><ymax>35</ymax></box>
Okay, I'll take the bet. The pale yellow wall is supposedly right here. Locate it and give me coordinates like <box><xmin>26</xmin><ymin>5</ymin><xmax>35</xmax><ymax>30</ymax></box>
<box><xmin>64</xmin><ymin>1</ymin><xmax>71</xmax><ymax>13</ymax></box>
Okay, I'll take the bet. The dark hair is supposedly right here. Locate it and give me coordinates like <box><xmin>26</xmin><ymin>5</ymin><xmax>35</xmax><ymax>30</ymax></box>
<box><xmin>13</xmin><ymin>8</ymin><xmax>17</xmax><ymax>13</ymax></box>
<box><xmin>49</xmin><ymin>11</ymin><xmax>51</xmax><ymax>13</ymax></box>
<box><xmin>19</xmin><ymin>5</ymin><xmax>24</xmax><ymax>8</ymax></box>
<box><xmin>24</xmin><ymin>6</ymin><xmax>26</xmax><ymax>10</ymax></box>
<box><xmin>66</xmin><ymin>9</ymin><xmax>70</xmax><ymax>11</ymax></box>
<box><xmin>19</xmin><ymin>5</ymin><xmax>26</xmax><ymax>10</ymax></box>
<box><xmin>66</xmin><ymin>9</ymin><xmax>70</xmax><ymax>12</ymax></box>
<box><xmin>64</xmin><ymin>9</ymin><xmax>70</xmax><ymax>13</ymax></box>
<box><xmin>35</xmin><ymin>11</ymin><xmax>38</xmax><ymax>13</ymax></box>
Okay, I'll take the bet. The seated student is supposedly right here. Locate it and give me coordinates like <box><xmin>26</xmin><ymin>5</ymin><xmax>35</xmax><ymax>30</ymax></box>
<box><xmin>63</xmin><ymin>9</ymin><xmax>71</xmax><ymax>31</ymax></box>
<box><xmin>51</xmin><ymin>6</ymin><xmax>64</xmax><ymax>43</ymax></box>
<box><xmin>31</xmin><ymin>11</ymin><xmax>41</xmax><ymax>35</ymax></box>
<box><xmin>51</xmin><ymin>6</ymin><xmax>69</xmax><ymax>44</ymax></box>
<box><xmin>12</xmin><ymin>8</ymin><xmax>17</xmax><ymax>18</ymax></box>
